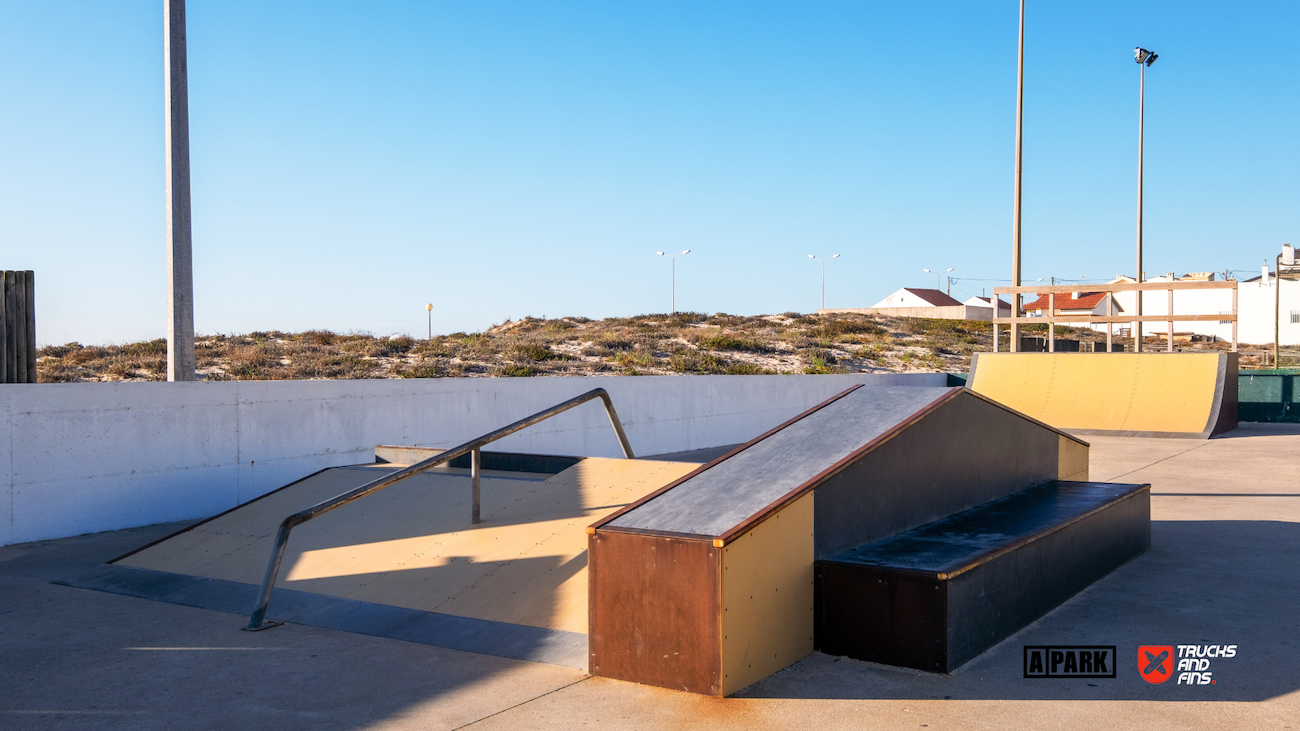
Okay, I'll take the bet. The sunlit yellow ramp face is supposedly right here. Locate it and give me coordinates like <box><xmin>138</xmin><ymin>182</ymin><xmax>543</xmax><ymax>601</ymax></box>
<box><xmin>969</xmin><ymin>352</ymin><xmax>1224</xmax><ymax>436</ymax></box>
<box><xmin>118</xmin><ymin>458</ymin><xmax>697</xmax><ymax>634</ymax></box>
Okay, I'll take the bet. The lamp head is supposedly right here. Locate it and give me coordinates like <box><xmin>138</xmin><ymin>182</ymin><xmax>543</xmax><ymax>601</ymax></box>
<box><xmin>682</xmin><ymin>249</ymin><xmax>690</xmax><ymax>255</ymax></box>
<box><xmin>656</xmin><ymin>251</ymin><xmax>664</xmax><ymax>256</ymax></box>
<box><xmin>1134</xmin><ymin>47</ymin><xmax>1157</xmax><ymax>66</ymax></box>
<box><xmin>808</xmin><ymin>254</ymin><xmax>815</xmax><ymax>259</ymax></box>
<box><xmin>426</xmin><ymin>303</ymin><xmax>432</xmax><ymax>311</ymax></box>
<box><xmin>923</xmin><ymin>268</ymin><xmax>932</xmax><ymax>273</ymax></box>
<box><xmin>832</xmin><ymin>254</ymin><xmax>840</xmax><ymax>259</ymax></box>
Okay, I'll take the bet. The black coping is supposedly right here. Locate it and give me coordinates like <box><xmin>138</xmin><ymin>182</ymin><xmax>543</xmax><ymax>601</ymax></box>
<box><xmin>607</xmin><ymin>386</ymin><xmax>953</xmax><ymax>536</ymax></box>
<box><xmin>823</xmin><ymin>480</ymin><xmax>1149</xmax><ymax>576</ymax></box>
<box><xmin>54</xmin><ymin>564</ymin><xmax>587</xmax><ymax>670</ymax></box>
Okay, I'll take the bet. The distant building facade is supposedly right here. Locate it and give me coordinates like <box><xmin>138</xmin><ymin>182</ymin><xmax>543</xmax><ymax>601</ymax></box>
<box><xmin>819</xmin><ymin>288</ymin><xmax>999</xmax><ymax>321</ymax></box>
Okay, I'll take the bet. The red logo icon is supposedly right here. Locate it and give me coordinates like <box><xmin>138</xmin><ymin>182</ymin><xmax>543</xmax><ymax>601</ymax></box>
<box><xmin>1139</xmin><ymin>645</ymin><xmax>1175</xmax><ymax>684</ymax></box>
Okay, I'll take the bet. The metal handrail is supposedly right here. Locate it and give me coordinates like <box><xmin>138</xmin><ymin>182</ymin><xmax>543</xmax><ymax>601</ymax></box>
<box><xmin>243</xmin><ymin>388</ymin><xmax>635</xmax><ymax>630</ymax></box>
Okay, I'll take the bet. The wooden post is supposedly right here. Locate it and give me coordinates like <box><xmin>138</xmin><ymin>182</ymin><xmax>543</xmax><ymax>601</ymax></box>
<box><xmin>1231</xmin><ymin>284</ymin><xmax>1238</xmax><ymax>353</ymax></box>
<box><xmin>1106</xmin><ymin>293</ymin><xmax>1114</xmax><ymax>352</ymax></box>
<box><xmin>1167</xmin><ymin>287</ymin><xmax>1174</xmax><ymax>352</ymax></box>
<box><xmin>993</xmin><ymin>322</ymin><xmax>999</xmax><ymax>352</ymax></box>
<box><xmin>1048</xmin><ymin>293</ymin><xmax>1055</xmax><ymax>352</ymax></box>
<box><xmin>0</xmin><ymin>271</ymin><xmax>36</xmax><ymax>383</ymax></box>
<box><xmin>1</xmin><ymin>271</ymin><xmax>11</xmax><ymax>382</ymax></box>
<box><xmin>165</xmin><ymin>0</ymin><xmax>196</xmax><ymax>381</ymax></box>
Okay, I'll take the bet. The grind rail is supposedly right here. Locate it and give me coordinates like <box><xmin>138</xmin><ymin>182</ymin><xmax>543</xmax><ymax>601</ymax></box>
<box><xmin>243</xmin><ymin>388</ymin><xmax>635</xmax><ymax>631</ymax></box>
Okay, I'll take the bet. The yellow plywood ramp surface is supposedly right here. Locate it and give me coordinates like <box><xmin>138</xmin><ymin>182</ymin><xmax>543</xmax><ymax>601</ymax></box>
<box><xmin>968</xmin><ymin>352</ymin><xmax>1237</xmax><ymax>438</ymax></box>
<box><xmin>117</xmin><ymin>458</ymin><xmax>697</xmax><ymax>634</ymax></box>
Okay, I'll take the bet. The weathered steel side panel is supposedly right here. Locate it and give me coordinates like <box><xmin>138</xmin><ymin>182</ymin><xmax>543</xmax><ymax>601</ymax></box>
<box><xmin>588</xmin><ymin>531</ymin><xmax>722</xmax><ymax>695</ymax></box>
<box><xmin>813</xmin><ymin>391</ymin><xmax>1059</xmax><ymax>559</ymax></box>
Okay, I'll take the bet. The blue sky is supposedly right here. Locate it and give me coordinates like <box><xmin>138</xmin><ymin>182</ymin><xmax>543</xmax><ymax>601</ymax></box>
<box><xmin>2</xmin><ymin>1</ymin><xmax>1296</xmax><ymax>344</ymax></box>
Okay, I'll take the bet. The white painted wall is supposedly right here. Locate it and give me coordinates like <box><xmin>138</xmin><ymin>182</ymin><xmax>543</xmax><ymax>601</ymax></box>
<box><xmin>1108</xmin><ymin>277</ymin><xmax>1300</xmax><ymax>345</ymax></box>
<box><xmin>0</xmin><ymin>373</ymin><xmax>945</xmax><ymax>546</ymax></box>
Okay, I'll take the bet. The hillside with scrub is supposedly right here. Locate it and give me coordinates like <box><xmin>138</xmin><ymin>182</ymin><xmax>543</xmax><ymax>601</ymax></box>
<box><xmin>35</xmin><ymin>311</ymin><xmax>1238</xmax><ymax>383</ymax></box>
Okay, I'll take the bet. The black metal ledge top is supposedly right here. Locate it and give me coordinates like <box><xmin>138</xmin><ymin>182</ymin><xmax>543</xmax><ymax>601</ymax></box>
<box><xmin>821</xmin><ymin>480</ymin><xmax>1149</xmax><ymax>579</ymax></box>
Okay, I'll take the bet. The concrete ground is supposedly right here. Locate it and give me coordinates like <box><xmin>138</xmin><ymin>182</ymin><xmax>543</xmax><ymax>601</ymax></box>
<box><xmin>2</xmin><ymin>425</ymin><xmax>1298</xmax><ymax>730</ymax></box>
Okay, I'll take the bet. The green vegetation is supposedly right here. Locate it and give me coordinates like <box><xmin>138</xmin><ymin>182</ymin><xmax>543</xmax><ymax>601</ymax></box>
<box><xmin>39</xmin><ymin>310</ymin><xmax>1170</xmax><ymax>383</ymax></box>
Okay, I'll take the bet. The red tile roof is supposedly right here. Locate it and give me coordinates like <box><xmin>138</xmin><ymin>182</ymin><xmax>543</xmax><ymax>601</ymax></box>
<box><xmin>903</xmin><ymin>288</ymin><xmax>963</xmax><ymax>307</ymax></box>
<box><xmin>1022</xmin><ymin>292</ymin><xmax>1116</xmax><ymax>312</ymax></box>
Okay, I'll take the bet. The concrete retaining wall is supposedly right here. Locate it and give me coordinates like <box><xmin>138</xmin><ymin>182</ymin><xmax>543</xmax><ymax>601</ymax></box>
<box><xmin>0</xmin><ymin>373</ymin><xmax>945</xmax><ymax>546</ymax></box>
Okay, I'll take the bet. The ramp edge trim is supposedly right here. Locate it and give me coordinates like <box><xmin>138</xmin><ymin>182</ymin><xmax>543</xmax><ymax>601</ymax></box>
<box><xmin>53</xmin><ymin>564</ymin><xmax>588</xmax><ymax>670</ymax></box>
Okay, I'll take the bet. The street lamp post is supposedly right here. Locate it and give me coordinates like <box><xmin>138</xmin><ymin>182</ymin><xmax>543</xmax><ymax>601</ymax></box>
<box><xmin>923</xmin><ymin>267</ymin><xmax>954</xmax><ymax>292</ymax></box>
<box><xmin>656</xmin><ymin>250</ymin><xmax>690</xmax><ymax>314</ymax></box>
<box><xmin>1134</xmin><ymin>47</ymin><xmax>1158</xmax><ymax>352</ymax></box>
<box><xmin>426</xmin><ymin>303</ymin><xmax>433</xmax><ymax>341</ymax></box>
<box><xmin>1277</xmin><ymin>244</ymin><xmax>1298</xmax><ymax>367</ymax></box>
<box><xmin>1010</xmin><ymin>0</ymin><xmax>1025</xmax><ymax>352</ymax></box>
<box><xmin>808</xmin><ymin>254</ymin><xmax>841</xmax><ymax>311</ymax></box>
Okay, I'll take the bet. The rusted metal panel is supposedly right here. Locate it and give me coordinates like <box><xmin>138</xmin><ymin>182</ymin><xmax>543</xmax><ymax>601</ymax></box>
<box><xmin>588</xmin><ymin>531</ymin><xmax>722</xmax><ymax>695</ymax></box>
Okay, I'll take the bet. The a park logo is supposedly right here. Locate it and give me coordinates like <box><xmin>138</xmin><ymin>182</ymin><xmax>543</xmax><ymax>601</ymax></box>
<box><xmin>1138</xmin><ymin>645</ymin><xmax>1175</xmax><ymax>684</ymax></box>
<box><xmin>1023</xmin><ymin>646</ymin><xmax>1116</xmax><ymax>678</ymax></box>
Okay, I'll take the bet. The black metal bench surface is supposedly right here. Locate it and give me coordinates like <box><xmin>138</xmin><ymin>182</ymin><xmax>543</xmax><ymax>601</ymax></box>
<box><xmin>822</xmin><ymin>480</ymin><xmax>1147</xmax><ymax>577</ymax></box>
<box><xmin>815</xmin><ymin>480</ymin><xmax>1150</xmax><ymax>673</ymax></box>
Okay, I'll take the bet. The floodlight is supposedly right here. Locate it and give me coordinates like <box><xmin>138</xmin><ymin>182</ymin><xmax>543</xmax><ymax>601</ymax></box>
<box><xmin>1146</xmin><ymin>53</ymin><xmax>1158</xmax><ymax>67</ymax></box>
<box><xmin>1134</xmin><ymin>47</ymin><xmax>1152</xmax><ymax>64</ymax></box>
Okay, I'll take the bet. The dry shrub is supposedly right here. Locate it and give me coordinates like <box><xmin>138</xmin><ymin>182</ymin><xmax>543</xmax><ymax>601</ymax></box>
<box><xmin>699</xmin><ymin>335</ymin><xmax>767</xmax><ymax>352</ymax></box>
<box><xmin>669</xmin><ymin>351</ymin><xmax>726</xmax><ymax>374</ymax></box>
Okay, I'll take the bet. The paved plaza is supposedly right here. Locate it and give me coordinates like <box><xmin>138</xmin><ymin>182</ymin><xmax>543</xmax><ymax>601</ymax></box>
<box><xmin>2</xmin><ymin>424</ymin><xmax>1297</xmax><ymax>730</ymax></box>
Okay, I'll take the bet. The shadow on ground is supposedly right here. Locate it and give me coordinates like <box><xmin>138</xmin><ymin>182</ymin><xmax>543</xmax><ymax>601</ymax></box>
<box><xmin>0</xmin><ymin>522</ymin><xmax>584</xmax><ymax>731</ymax></box>
<box><xmin>739</xmin><ymin>519</ymin><xmax>1300</xmax><ymax>702</ymax></box>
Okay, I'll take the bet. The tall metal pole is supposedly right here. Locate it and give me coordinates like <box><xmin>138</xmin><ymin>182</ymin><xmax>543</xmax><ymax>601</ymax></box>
<box><xmin>821</xmin><ymin>260</ymin><xmax>826</xmax><ymax>310</ymax></box>
<box><xmin>1276</xmin><ymin>254</ymin><xmax>1282</xmax><ymax>368</ymax></box>
<box><xmin>1010</xmin><ymin>0</ymin><xmax>1025</xmax><ymax>353</ymax></box>
<box><xmin>165</xmin><ymin>0</ymin><xmax>195</xmax><ymax>381</ymax></box>
<box><xmin>1135</xmin><ymin>60</ymin><xmax>1145</xmax><ymax>353</ymax></box>
<box><xmin>671</xmin><ymin>257</ymin><xmax>676</xmax><ymax>314</ymax></box>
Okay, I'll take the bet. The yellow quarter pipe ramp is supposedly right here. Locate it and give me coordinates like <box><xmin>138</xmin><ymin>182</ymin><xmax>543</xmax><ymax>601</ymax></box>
<box><xmin>968</xmin><ymin>352</ymin><xmax>1238</xmax><ymax>439</ymax></box>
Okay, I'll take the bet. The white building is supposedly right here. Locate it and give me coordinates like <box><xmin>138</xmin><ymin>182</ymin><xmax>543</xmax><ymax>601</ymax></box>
<box><xmin>871</xmin><ymin>288</ymin><xmax>963</xmax><ymax>309</ymax></box>
<box><xmin>963</xmin><ymin>296</ymin><xmax>1012</xmax><ymax>318</ymax></box>
<box><xmin>1104</xmin><ymin>270</ymin><xmax>1300</xmax><ymax>346</ymax></box>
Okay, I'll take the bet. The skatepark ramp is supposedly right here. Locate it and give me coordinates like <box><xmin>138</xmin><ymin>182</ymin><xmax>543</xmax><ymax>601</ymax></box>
<box><xmin>968</xmin><ymin>352</ymin><xmax>1238</xmax><ymax>438</ymax></box>
<box><xmin>60</xmin><ymin>388</ymin><xmax>699</xmax><ymax>669</ymax></box>
<box><xmin>587</xmin><ymin>385</ymin><xmax>1149</xmax><ymax>695</ymax></box>
<box><xmin>61</xmin><ymin>383</ymin><xmax>1150</xmax><ymax>696</ymax></box>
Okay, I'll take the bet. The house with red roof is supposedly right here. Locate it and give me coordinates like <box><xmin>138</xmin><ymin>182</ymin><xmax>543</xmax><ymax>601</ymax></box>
<box><xmin>1021</xmin><ymin>291</ymin><xmax>1121</xmax><ymax>327</ymax></box>
<box><xmin>870</xmin><ymin>288</ymin><xmax>963</xmax><ymax>309</ymax></box>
